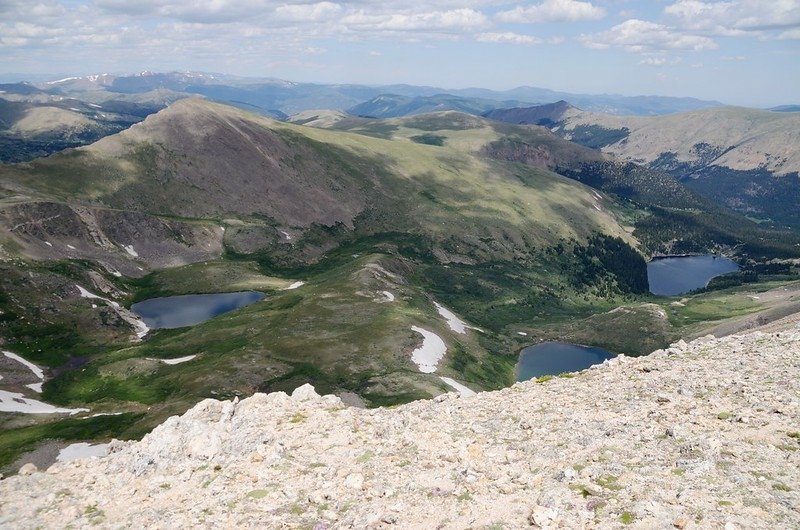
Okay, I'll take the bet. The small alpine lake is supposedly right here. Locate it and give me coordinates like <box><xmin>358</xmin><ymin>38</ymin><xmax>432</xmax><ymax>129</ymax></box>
<box><xmin>516</xmin><ymin>342</ymin><xmax>616</xmax><ymax>382</ymax></box>
<box><xmin>131</xmin><ymin>291</ymin><xmax>265</xmax><ymax>329</ymax></box>
<box><xmin>647</xmin><ymin>255</ymin><xmax>739</xmax><ymax>296</ymax></box>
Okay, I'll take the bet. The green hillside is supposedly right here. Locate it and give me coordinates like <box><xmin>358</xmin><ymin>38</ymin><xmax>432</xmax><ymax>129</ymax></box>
<box><xmin>1</xmin><ymin>99</ymin><xmax>798</xmax><ymax>470</ymax></box>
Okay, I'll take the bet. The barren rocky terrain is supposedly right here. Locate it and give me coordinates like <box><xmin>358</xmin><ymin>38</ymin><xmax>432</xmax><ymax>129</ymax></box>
<box><xmin>1</xmin><ymin>319</ymin><xmax>797</xmax><ymax>529</ymax></box>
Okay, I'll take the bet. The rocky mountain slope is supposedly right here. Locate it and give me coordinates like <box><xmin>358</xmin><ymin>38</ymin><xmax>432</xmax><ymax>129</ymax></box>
<box><xmin>1</xmin><ymin>322</ymin><xmax>798</xmax><ymax>529</ymax></box>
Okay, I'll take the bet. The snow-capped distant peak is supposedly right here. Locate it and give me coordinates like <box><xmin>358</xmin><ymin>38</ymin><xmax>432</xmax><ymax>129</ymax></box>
<box><xmin>46</xmin><ymin>76</ymin><xmax>80</xmax><ymax>85</ymax></box>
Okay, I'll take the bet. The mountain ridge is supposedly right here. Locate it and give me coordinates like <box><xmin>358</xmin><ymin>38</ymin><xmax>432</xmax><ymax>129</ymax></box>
<box><xmin>24</xmin><ymin>71</ymin><xmax>723</xmax><ymax>116</ymax></box>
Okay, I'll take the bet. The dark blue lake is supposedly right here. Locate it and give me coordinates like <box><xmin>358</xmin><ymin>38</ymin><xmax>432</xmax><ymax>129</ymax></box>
<box><xmin>647</xmin><ymin>255</ymin><xmax>739</xmax><ymax>296</ymax></box>
<box><xmin>131</xmin><ymin>291</ymin><xmax>265</xmax><ymax>329</ymax></box>
<box><xmin>516</xmin><ymin>342</ymin><xmax>616</xmax><ymax>381</ymax></box>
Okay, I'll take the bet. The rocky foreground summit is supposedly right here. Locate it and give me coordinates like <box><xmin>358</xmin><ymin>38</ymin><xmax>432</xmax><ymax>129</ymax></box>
<box><xmin>1</xmin><ymin>325</ymin><xmax>799</xmax><ymax>529</ymax></box>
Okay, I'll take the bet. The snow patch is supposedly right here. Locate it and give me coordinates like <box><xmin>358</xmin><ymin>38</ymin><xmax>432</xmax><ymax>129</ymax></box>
<box><xmin>46</xmin><ymin>76</ymin><xmax>79</xmax><ymax>84</ymax></box>
<box><xmin>88</xmin><ymin>103</ymin><xmax>102</xmax><ymax>108</ymax></box>
<box><xmin>0</xmin><ymin>390</ymin><xmax>88</xmax><ymax>414</ymax></box>
<box><xmin>123</xmin><ymin>245</ymin><xmax>139</xmax><ymax>258</ymax></box>
<box><xmin>44</xmin><ymin>241</ymin><xmax>52</xmax><ymax>247</ymax></box>
<box><xmin>280</xmin><ymin>230</ymin><xmax>292</xmax><ymax>241</ymax></box>
<box><xmin>439</xmin><ymin>376</ymin><xmax>476</xmax><ymax>397</ymax></box>
<box><xmin>410</xmin><ymin>326</ymin><xmax>446</xmax><ymax>374</ymax></box>
<box><xmin>284</xmin><ymin>281</ymin><xmax>305</xmax><ymax>290</ymax></box>
<box><xmin>517</xmin><ymin>332</ymin><xmax>528</xmax><ymax>336</ymax></box>
<box><xmin>146</xmin><ymin>355</ymin><xmax>197</xmax><ymax>365</ymax></box>
<box><xmin>3</xmin><ymin>351</ymin><xmax>45</xmax><ymax>379</ymax></box>
<box><xmin>25</xmin><ymin>382</ymin><xmax>43</xmax><ymax>393</ymax></box>
<box><xmin>76</xmin><ymin>285</ymin><xmax>105</xmax><ymax>300</ymax></box>
<box><xmin>57</xmin><ymin>442</ymin><xmax>109</xmax><ymax>462</ymax></box>
<box><xmin>76</xmin><ymin>285</ymin><xmax>149</xmax><ymax>339</ymax></box>
<box><xmin>67</xmin><ymin>244</ymin><xmax>76</xmax><ymax>250</ymax></box>
<box><xmin>381</xmin><ymin>291</ymin><xmax>395</xmax><ymax>302</ymax></box>
<box><xmin>433</xmin><ymin>302</ymin><xmax>483</xmax><ymax>334</ymax></box>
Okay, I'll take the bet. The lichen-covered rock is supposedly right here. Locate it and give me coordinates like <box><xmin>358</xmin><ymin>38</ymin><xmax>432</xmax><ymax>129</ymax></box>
<box><xmin>0</xmin><ymin>326</ymin><xmax>798</xmax><ymax>529</ymax></box>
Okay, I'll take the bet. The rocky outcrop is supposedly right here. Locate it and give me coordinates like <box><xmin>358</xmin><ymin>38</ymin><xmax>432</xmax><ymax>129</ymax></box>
<box><xmin>1</xmin><ymin>326</ymin><xmax>798</xmax><ymax>528</ymax></box>
<box><xmin>0</xmin><ymin>201</ymin><xmax>223</xmax><ymax>276</ymax></box>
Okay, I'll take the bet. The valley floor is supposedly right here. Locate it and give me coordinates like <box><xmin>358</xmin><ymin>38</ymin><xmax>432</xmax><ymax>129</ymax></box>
<box><xmin>1</xmin><ymin>317</ymin><xmax>798</xmax><ymax>529</ymax></box>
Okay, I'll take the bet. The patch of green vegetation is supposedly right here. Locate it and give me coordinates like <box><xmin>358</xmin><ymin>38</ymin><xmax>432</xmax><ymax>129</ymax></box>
<box><xmin>128</xmin><ymin>260</ymin><xmax>294</xmax><ymax>302</ymax></box>
<box><xmin>410</xmin><ymin>134</ymin><xmax>445</xmax><ymax>146</ymax></box>
<box><xmin>565</xmin><ymin>125</ymin><xmax>630</xmax><ymax>149</ymax></box>
<box><xmin>716</xmin><ymin>412</ymin><xmax>732</xmax><ymax>420</ymax></box>
<box><xmin>535</xmin><ymin>375</ymin><xmax>554</xmax><ymax>383</ymax></box>
<box><xmin>246</xmin><ymin>489</ymin><xmax>270</xmax><ymax>499</ymax></box>
<box><xmin>289</xmin><ymin>413</ymin><xmax>307</xmax><ymax>424</ymax></box>
<box><xmin>718</xmin><ymin>500</ymin><xmax>733</xmax><ymax>507</ymax></box>
<box><xmin>457</xmin><ymin>491</ymin><xmax>473</xmax><ymax>502</ymax></box>
<box><xmin>619</xmin><ymin>511</ymin><xmax>635</xmax><ymax>525</ymax></box>
<box><xmin>595</xmin><ymin>475</ymin><xmax>622</xmax><ymax>490</ymax></box>
<box><xmin>356</xmin><ymin>450</ymin><xmax>375</xmax><ymax>464</ymax></box>
<box><xmin>672</xmin><ymin>294</ymin><xmax>761</xmax><ymax>326</ymax></box>
<box><xmin>773</xmin><ymin>483</ymin><xmax>792</xmax><ymax>492</ymax></box>
<box><xmin>0</xmin><ymin>413</ymin><xmax>143</xmax><ymax>471</ymax></box>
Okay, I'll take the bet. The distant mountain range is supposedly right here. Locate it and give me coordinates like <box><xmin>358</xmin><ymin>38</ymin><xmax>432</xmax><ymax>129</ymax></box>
<box><xmin>11</xmin><ymin>71</ymin><xmax>724</xmax><ymax>117</ymax></box>
<box><xmin>770</xmin><ymin>105</ymin><xmax>800</xmax><ymax>113</ymax></box>
<box><xmin>486</xmin><ymin>101</ymin><xmax>800</xmax><ymax>229</ymax></box>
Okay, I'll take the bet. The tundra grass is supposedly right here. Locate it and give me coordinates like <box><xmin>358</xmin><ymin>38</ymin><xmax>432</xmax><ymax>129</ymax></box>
<box><xmin>128</xmin><ymin>260</ymin><xmax>296</xmax><ymax>302</ymax></box>
<box><xmin>0</xmin><ymin>413</ymin><xmax>143</xmax><ymax>471</ymax></box>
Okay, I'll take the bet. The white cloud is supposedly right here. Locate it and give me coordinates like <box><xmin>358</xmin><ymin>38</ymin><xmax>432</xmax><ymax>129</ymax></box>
<box><xmin>343</xmin><ymin>8</ymin><xmax>488</xmax><ymax>32</ymax></box>
<box><xmin>496</xmin><ymin>0</ymin><xmax>605</xmax><ymax>23</ymax></box>
<box><xmin>779</xmin><ymin>27</ymin><xmax>800</xmax><ymax>39</ymax></box>
<box><xmin>581</xmin><ymin>19</ymin><xmax>718</xmax><ymax>52</ymax></box>
<box><xmin>275</xmin><ymin>2</ymin><xmax>342</xmax><ymax>22</ymax></box>
<box><xmin>477</xmin><ymin>32</ymin><xmax>542</xmax><ymax>44</ymax></box>
<box><xmin>664</xmin><ymin>0</ymin><xmax>800</xmax><ymax>36</ymax></box>
<box><xmin>639</xmin><ymin>56</ymin><xmax>682</xmax><ymax>66</ymax></box>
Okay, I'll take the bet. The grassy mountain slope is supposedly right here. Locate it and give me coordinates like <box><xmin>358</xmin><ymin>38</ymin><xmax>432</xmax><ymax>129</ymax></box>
<box><xmin>0</xmin><ymin>99</ymin><xmax>646</xmax><ymax>429</ymax></box>
<box><xmin>2</xmin><ymin>98</ymin><xmax>798</xmax><ymax>471</ymax></box>
<box><xmin>0</xmin><ymin>89</ymin><xmax>178</xmax><ymax>163</ymax></box>
<box><xmin>487</xmin><ymin>102</ymin><xmax>800</xmax><ymax>229</ymax></box>
<box><xmin>559</xmin><ymin>106</ymin><xmax>800</xmax><ymax>175</ymax></box>
<box><xmin>347</xmin><ymin>94</ymin><xmax>531</xmax><ymax>119</ymax></box>
<box><xmin>1</xmin><ymin>99</ymin><xmax>632</xmax><ymax>263</ymax></box>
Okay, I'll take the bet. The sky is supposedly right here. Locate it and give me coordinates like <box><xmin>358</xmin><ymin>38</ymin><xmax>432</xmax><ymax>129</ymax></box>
<box><xmin>1</xmin><ymin>0</ymin><xmax>798</xmax><ymax>106</ymax></box>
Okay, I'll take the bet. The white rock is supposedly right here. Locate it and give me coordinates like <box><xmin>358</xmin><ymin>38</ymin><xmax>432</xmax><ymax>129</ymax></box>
<box><xmin>344</xmin><ymin>473</ymin><xmax>364</xmax><ymax>490</ymax></box>
<box><xmin>18</xmin><ymin>463</ymin><xmax>38</xmax><ymax>476</ymax></box>
<box><xmin>529</xmin><ymin>505</ymin><xmax>559</xmax><ymax>527</ymax></box>
<box><xmin>291</xmin><ymin>384</ymin><xmax>320</xmax><ymax>401</ymax></box>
